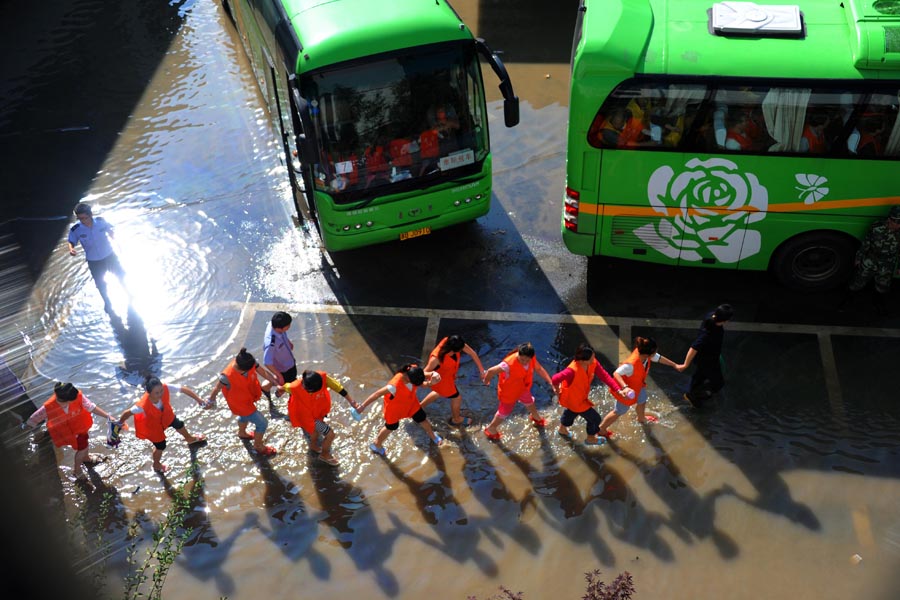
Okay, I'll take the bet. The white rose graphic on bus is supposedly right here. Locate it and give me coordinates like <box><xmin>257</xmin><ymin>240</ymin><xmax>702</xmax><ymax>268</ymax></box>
<box><xmin>635</xmin><ymin>158</ymin><xmax>768</xmax><ymax>263</ymax></box>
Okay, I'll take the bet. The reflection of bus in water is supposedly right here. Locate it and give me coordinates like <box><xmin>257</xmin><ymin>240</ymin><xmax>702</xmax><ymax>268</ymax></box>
<box><xmin>221</xmin><ymin>0</ymin><xmax>518</xmax><ymax>251</ymax></box>
<box><xmin>563</xmin><ymin>0</ymin><xmax>900</xmax><ymax>289</ymax></box>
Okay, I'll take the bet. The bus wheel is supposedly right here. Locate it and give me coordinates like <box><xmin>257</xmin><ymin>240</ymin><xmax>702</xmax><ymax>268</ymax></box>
<box><xmin>772</xmin><ymin>232</ymin><xmax>855</xmax><ymax>291</ymax></box>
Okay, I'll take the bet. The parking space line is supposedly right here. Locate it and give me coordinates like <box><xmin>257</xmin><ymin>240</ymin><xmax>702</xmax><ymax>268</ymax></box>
<box><xmin>423</xmin><ymin>316</ymin><xmax>441</xmax><ymax>360</ymax></box>
<box><xmin>817</xmin><ymin>332</ymin><xmax>844</xmax><ymax>423</ymax></box>
<box><xmin>222</xmin><ymin>301</ymin><xmax>900</xmax><ymax>339</ymax></box>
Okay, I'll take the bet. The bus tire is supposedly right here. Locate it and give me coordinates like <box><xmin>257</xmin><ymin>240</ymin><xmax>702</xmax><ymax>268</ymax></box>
<box><xmin>771</xmin><ymin>232</ymin><xmax>856</xmax><ymax>291</ymax></box>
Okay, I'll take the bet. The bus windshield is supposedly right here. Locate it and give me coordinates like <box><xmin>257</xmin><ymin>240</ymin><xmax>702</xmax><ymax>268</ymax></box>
<box><xmin>301</xmin><ymin>43</ymin><xmax>487</xmax><ymax>203</ymax></box>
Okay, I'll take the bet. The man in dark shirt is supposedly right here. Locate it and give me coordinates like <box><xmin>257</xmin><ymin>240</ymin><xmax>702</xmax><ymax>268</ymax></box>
<box><xmin>677</xmin><ymin>304</ymin><xmax>734</xmax><ymax>407</ymax></box>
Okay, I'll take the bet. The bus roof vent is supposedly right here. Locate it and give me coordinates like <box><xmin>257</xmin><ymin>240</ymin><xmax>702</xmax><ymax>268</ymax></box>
<box><xmin>846</xmin><ymin>0</ymin><xmax>900</xmax><ymax>69</ymax></box>
<box><xmin>711</xmin><ymin>2</ymin><xmax>803</xmax><ymax>36</ymax></box>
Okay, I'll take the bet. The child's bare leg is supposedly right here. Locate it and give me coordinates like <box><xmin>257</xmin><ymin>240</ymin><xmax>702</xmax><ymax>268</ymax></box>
<box><xmin>73</xmin><ymin>447</ymin><xmax>89</xmax><ymax>480</ymax></box>
<box><xmin>175</xmin><ymin>425</ymin><xmax>203</xmax><ymax>445</ymax></box>
<box><xmin>253</xmin><ymin>430</ymin><xmax>265</xmax><ymax>452</ymax></box>
<box><xmin>635</xmin><ymin>403</ymin><xmax>647</xmax><ymax>422</ymax></box>
<box><xmin>320</xmin><ymin>430</ymin><xmax>336</xmax><ymax>460</ymax></box>
<box><xmin>419</xmin><ymin>390</ymin><xmax>439</xmax><ymax>409</ymax></box>
<box><xmin>485</xmin><ymin>412</ymin><xmax>504</xmax><ymax>436</ymax></box>
<box><xmin>152</xmin><ymin>447</ymin><xmax>167</xmax><ymax>472</ymax></box>
<box><xmin>418</xmin><ymin>419</ymin><xmax>441</xmax><ymax>443</ymax></box>
<box><xmin>598</xmin><ymin>410</ymin><xmax>619</xmax><ymax>434</ymax></box>
<box><xmin>372</xmin><ymin>426</ymin><xmax>391</xmax><ymax>450</ymax></box>
<box><xmin>450</xmin><ymin>395</ymin><xmax>464</xmax><ymax>423</ymax></box>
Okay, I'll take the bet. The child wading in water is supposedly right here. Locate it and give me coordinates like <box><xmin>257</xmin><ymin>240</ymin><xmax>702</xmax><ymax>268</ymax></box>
<box><xmin>24</xmin><ymin>382</ymin><xmax>115</xmax><ymax>480</ymax></box>
<box><xmin>552</xmin><ymin>343</ymin><xmax>626</xmax><ymax>446</ymax></box>
<box><xmin>482</xmin><ymin>342</ymin><xmax>554</xmax><ymax>440</ymax></box>
<box><xmin>280</xmin><ymin>369</ymin><xmax>359</xmax><ymax>467</ymax></box>
<box><xmin>358</xmin><ymin>363</ymin><xmax>444</xmax><ymax>456</ymax></box>
<box><xmin>597</xmin><ymin>337</ymin><xmax>679</xmax><ymax>436</ymax></box>
<box><xmin>117</xmin><ymin>376</ymin><xmax>208</xmax><ymax>473</ymax></box>
<box><xmin>207</xmin><ymin>348</ymin><xmax>281</xmax><ymax>456</ymax></box>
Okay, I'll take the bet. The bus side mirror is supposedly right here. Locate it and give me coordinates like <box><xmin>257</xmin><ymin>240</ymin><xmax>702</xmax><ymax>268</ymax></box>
<box><xmin>504</xmin><ymin>97</ymin><xmax>520</xmax><ymax>128</ymax></box>
<box><xmin>476</xmin><ymin>38</ymin><xmax>520</xmax><ymax>128</ymax></box>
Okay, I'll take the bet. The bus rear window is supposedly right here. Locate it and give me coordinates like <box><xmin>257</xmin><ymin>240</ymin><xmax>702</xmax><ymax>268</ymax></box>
<box><xmin>587</xmin><ymin>82</ymin><xmax>706</xmax><ymax>150</ymax></box>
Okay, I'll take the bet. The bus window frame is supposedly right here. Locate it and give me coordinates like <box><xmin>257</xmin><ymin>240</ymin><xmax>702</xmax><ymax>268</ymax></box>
<box><xmin>587</xmin><ymin>75</ymin><xmax>900</xmax><ymax>160</ymax></box>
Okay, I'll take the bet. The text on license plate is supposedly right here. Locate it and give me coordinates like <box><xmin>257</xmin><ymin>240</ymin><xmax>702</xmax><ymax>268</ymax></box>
<box><xmin>400</xmin><ymin>227</ymin><xmax>431</xmax><ymax>241</ymax></box>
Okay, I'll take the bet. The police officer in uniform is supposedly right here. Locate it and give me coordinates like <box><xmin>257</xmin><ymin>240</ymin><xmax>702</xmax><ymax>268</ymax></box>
<box><xmin>847</xmin><ymin>205</ymin><xmax>900</xmax><ymax>314</ymax></box>
<box><xmin>67</xmin><ymin>202</ymin><xmax>127</xmax><ymax>316</ymax></box>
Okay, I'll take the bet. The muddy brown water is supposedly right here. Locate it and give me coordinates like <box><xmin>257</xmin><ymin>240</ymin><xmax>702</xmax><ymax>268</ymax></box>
<box><xmin>2</xmin><ymin>1</ymin><xmax>899</xmax><ymax>599</ymax></box>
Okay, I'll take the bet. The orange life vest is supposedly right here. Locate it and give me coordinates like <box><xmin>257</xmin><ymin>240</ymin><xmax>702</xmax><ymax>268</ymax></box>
<box><xmin>802</xmin><ymin>125</ymin><xmax>825</xmax><ymax>154</ymax></box>
<box><xmin>429</xmin><ymin>337</ymin><xmax>461</xmax><ymax>397</ymax></box>
<box><xmin>558</xmin><ymin>358</ymin><xmax>597</xmax><ymax>413</ymax></box>
<box><xmin>383</xmin><ymin>371</ymin><xmax>422</xmax><ymax>424</ymax></box>
<box><xmin>611</xmin><ymin>349</ymin><xmax>649</xmax><ymax>407</ymax></box>
<box><xmin>287</xmin><ymin>371</ymin><xmax>332</xmax><ymax>435</ymax></box>
<box><xmin>44</xmin><ymin>393</ymin><xmax>93</xmax><ymax>448</ymax></box>
<box><xmin>221</xmin><ymin>361</ymin><xmax>262</xmax><ymax>417</ymax></box>
<box><xmin>389</xmin><ymin>138</ymin><xmax>413</xmax><ymax>167</ymax></box>
<box><xmin>727</xmin><ymin>129</ymin><xmax>752</xmax><ymax>150</ymax></box>
<box><xmin>601</xmin><ymin>118</ymin><xmax>642</xmax><ymax>148</ymax></box>
<box><xmin>420</xmin><ymin>129</ymin><xmax>440</xmax><ymax>159</ymax></box>
<box><xmin>364</xmin><ymin>145</ymin><xmax>388</xmax><ymax>174</ymax></box>
<box><xmin>134</xmin><ymin>385</ymin><xmax>176</xmax><ymax>443</ymax></box>
<box><xmin>497</xmin><ymin>351</ymin><xmax>535</xmax><ymax>404</ymax></box>
<box><xmin>858</xmin><ymin>132</ymin><xmax>883</xmax><ymax>156</ymax></box>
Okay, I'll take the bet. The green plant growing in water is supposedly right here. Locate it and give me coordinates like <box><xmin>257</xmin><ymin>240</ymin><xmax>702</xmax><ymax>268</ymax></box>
<box><xmin>468</xmin><ymin>571</ymin><xmax>635</xmax><ymax>600</ymax></box>
<box><xmin>70</xmin><ymin>486</ymin><xmax>117</xmax><ymax>594</ymax></box>
<box><xmin>123</xmin><ymin>464</ymin><xmax>203</xmax><ymax>600</ymax></box>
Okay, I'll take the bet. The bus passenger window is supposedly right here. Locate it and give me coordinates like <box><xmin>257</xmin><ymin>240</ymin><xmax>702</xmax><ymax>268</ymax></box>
<box><xmin>799</xmin><ymin>112</ymin><xmax>829</xmax><ymax>154</ymax></box>
<box><xmin>724</xmin><ymin>112</ymin><xmax>753</xmax><ymax>151</ymax></box>
<box><xmin>857</xmin><ymin>116</ymin><xmax>885</xmax><ymax>157</ymax></box>
<box><xmin>591</xmin><ymin>107</ymin><xmax>641</xmax><ymax>148</ymax></box>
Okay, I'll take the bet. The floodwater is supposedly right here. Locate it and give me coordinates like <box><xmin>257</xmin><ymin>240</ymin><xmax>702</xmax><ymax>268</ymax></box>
<box><xmin>2</xmin><ymin>1</ymin><xmax>900</xmax><ymax>599</ymax></box>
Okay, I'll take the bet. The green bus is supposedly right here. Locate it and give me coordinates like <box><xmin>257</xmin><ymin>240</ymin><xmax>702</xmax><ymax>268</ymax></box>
<box><xmin>221</xmin><ymin>0</ymin><xmax>519</xmax><ymax>251</ymax></box>
<box><xmin>563</xmin><ymin>0</ymin><xmax>900</xmax><ymax>289</ymax></box>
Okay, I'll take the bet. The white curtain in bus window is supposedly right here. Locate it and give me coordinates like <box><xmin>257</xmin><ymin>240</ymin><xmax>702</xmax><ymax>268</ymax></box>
<box><xmin>881</xmin><ymin>91</ymin><xmax>900</xmax><ymax>156</ymax></box>
<box><xmin>762</xmin><ymin>88</ymin><xmax>810</xmax><ymax>153</ymax></box>
<box><xmin>661</xmin><ymin>85</ymin><xmax>705</xmax><ymax>149</ymax></box>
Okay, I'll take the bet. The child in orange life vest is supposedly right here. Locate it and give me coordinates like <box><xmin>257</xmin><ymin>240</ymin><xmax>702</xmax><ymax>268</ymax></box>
<box><xmin>117</xmin><ymin>376</ymin><xmax>207</xmax><ymax>474</ymax></box>
<box><xmin>420</xmin><ymin>335</ymin><xmax>486</xmax><ymax>428</ymax></box>
<box><xmin>279</xmin><ymin>370</ymin><xmax>359</xmax><ymax>467</ymax></box>
<box><xmin>597</xmin><ymin>337</ymin><xmax>679</xmax><ymax>436</ymax></box>
<box><xmin>207</xmin><ymin>347</ymin><xmax>281</xmax><ymax>457</ymax></box>
<box><xmin>24</xmin><ymin>382</ymin><xmax>114</xmax><ymax>480</ymax></box>
<box><xmin>482</xmin><ymin>342</ymin><xmax>555</xmax><ymax>441</ymax></box>
<box><xmin>551</xmin><ymin>343</ymin><xmax>626</xmax><ymax>446</ymax></box>
<box><xmin>357</xmin><ymin>363</ymin><xmax>444</xmax><ymax>456</ymax></box>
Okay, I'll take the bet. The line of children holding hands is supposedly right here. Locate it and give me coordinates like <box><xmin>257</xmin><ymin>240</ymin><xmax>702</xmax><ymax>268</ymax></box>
<box><xmin>24</xmin><ymin>310</ymin><xmax>680</xmax><ymax>479</ymax></box>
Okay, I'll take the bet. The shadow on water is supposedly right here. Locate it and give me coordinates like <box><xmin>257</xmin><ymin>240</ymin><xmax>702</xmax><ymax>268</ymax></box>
<box><xmin>247</xmin><ymin>450</ymin><xmax>331</xmax><ymax>580</ymax></box>
<box><xmin>375</xmin><ymin>446</ymin><xmax>499</xmax><ymax>577</ymax></box>
<box><xmin>307</xmin><ymin>459</ymin><xmax>403</xmax><ymax>596</ymax></box>
<box><xmin>167</xmin><ymin>452</ymin><xmax>255</xmax><ymax>597</ymax></box>
<box><xmin>559</xmin><ymin>435</ymin><xmax>676</xmax><ymax>563</ymax></box>
<box><xmin>611</xmin><ymin>426</ymin><xmax>740</xmax><ymax>559</ymax></box>
<box><xmin>0</xmin><ymin>0</ymin><xmax>193</xmax><ymax>277</ymax></box>
<box><xmin>494</xmin><ymin>431</ymin><xmax>616</xmax><ymax>566</ymax></box>
<box><xmin>455</xmin><ymin>429</ymin><xmax>543</xmax><ymax>557</ymax></box>
<box><xmin>110</xmin><ymin>305</ymin><xmax>162</xmax><ymax>386</ymax></box>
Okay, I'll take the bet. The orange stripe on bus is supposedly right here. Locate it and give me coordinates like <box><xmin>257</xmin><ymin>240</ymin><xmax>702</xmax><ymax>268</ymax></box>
<box><xmin>578</xmin><ymin>196</ymin><xmax>900</xmax><ymax>217</ymax></box>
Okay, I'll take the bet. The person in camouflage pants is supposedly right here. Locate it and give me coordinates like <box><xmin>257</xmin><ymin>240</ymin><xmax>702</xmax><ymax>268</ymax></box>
<box><xmin>847</xmin><ymin>206</ymin><xmax>900</xmax><ymax>311</ymax></box>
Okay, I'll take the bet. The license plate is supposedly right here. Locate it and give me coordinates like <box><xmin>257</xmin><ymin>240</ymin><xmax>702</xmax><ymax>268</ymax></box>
<box><xmin>400</xmin><ymin>227</ymin><xmax>431</xmax><ymax>241</ymax></box>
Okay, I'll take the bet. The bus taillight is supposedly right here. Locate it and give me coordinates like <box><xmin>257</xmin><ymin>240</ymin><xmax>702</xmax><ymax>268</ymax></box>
<box><xmin>564</xmin><ymin>187</ymin><xmax>580</xmax><ymax>231</ymax></box>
